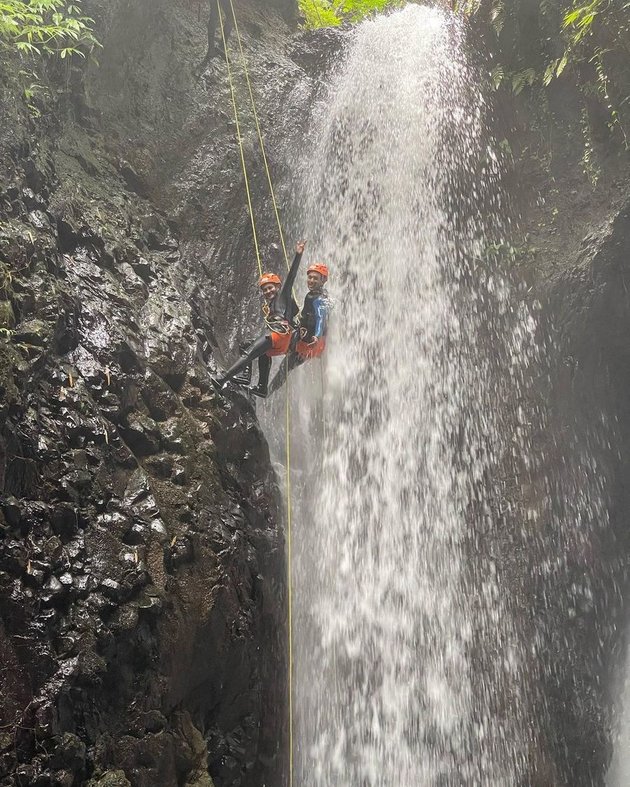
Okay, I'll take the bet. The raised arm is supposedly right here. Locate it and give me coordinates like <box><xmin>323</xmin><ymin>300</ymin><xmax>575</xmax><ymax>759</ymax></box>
<box><xmin>283</xmin><ymin>240</ymin><xmax>305</xmax><ymax>296</ymax></box>
<box><xmin>276</xmin><ymin>240</ymin><xmax>305</xmax><ymax>318</ymax></box>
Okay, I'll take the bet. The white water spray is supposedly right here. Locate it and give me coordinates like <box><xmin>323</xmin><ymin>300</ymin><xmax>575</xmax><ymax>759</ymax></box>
<box><xmin>285</xmin><ymin>6</ymin><xmax>540</xmax><ymax>785</ymax></box>
<box><xmin>608</xmin><ymin>630</ymin><xmax>630</xmax><ymax>786</ymax></box>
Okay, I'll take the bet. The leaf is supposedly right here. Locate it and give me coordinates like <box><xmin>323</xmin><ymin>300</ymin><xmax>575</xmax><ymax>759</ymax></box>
<box><xmin>564</xmin><ymin>8</ymin><xmax>585</xmax><ymax>26</ymax></box>
<box><xmin>490</xmin><ymin>0</ymin><xmax>505</xmax><ymax>33</ymax></box>
<box><xmin>490</xmin><ymin>64</ymin><xmax>505</xmax><ymax>90</ymax></box>
<box><xmin>578</xmin><ymin>11</ymin><xmax>596</xmax><ymax>29</ymax></box>
<box><xmin>0</xmin><ymin>0</ymin><xmax>98</xmax><ymax>60</ymax></box>
<box><xmin>543</xmin><ymin>61</ymin><xmax>557</xmax><ymax>86</ymax></box>
<box><xmin>511</xmin><ymin>68</ymin><xmax>537</xmax><ymax>95</ymax></box>
<box><xmin>556</xmin><ymin>52</ymin><xmax>568</xmax><ymax>77</ymax></box>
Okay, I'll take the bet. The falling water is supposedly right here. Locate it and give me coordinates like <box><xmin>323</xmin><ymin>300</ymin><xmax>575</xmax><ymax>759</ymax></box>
<box><xmin>285</xmin><ymin>6</ymin><xmax>540</xmax><ymax>785</ymax></box>
<box><xmin>608</xmin><ymin>672</ymin><xmax>630</xmax><ymax>784</ymax></box>
<box><xmin>608</xmin><ymin>628</ymin><xmax>630</xmax><ymax>786</ymax></box>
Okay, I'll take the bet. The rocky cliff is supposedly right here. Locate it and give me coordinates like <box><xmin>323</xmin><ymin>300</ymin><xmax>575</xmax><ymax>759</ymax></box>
<box><xmin>0</xmin><ymin>1</ymin><xmax>303</xmax><ymax>785</ymax></box>
<box><xmin>502</xmin><ymin>80</ymin><xmax>630</xmax><ymax>783</ymax></box>
<box><xmin>2</xmin><ymin>1</ymin><xmax>630</xmax><ymax>786</ymax></box>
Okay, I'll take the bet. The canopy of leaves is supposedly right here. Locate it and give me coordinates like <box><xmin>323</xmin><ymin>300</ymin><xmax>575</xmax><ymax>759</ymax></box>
<box><xmin>298</xmin><ymin>0</ymin><xmax>405</xmax><ymax>28</ymax></box>
<box><xmin>459</xmin><ymin>0</ymin><xmax>630</xmax><ymax>146</ymax></box>
<box><xmin>0</xmin><ymin>0</ymin><xmax>98</xmax><ymax>57</ymax></box>
<box><xmin>457</xmin><ymin>0</ymin><xmax>629</xmax><ymax>86</ymax></box>
<box><xmin>301</xmin><ymin>0</ymin><xmax>628</xmax><ymax>98</ymax></box>
<box><xmin>298</xmin><ymin>0</ymin><xmax>630</xmax><ymax>162</ymax></box>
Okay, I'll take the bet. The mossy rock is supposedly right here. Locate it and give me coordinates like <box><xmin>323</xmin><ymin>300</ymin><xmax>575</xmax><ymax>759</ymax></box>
<box><xmin>0</xmin><ymin>300</ymin><xmax>15</xmax><ymax>329</ymax></box>
<box><xmin>186</xmin><ymin>775</ymin><xmax>215</xmax><ymax>787</ymax></box>
<box><xmin>86</xmin><ymin>771</ymin><xmax>131</xmax><ymax>787</ymax></box>
<box><xmin>0</xmin><ymin>342</ymin><xmax>20</xmax><ymax>403</ymax></box>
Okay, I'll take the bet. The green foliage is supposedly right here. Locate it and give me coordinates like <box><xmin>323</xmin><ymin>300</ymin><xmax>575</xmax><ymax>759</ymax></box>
<box><xmin>510</xmin><ymin>67</ymin><xmax>537</xmax><ymax>94</ymax></box>
<box><xmin>563</xmin><ymin>0</ymin><xmax>604</xmax><ymax>43</ymax></box>
<box><xmin>298</xmin><ymin>0</ymin><xmax>405</xmax><ymax>29</ymax></box>
<box><xmin>460</xmin><ymin>0</ymin><xmax>629</xmax><ymax>88</ymax></box>
<box><xmin>0</xmin><ymin>0</ymin><xmax>99</xmax><ymax>57</ymax></box>
<box><xmin>299</xmin><ymin>0</ymin><xmax>342</xmax><ymax>28</ymax></box>
<box><xmin>17</xmin><ymin>67</ymin><xmax>49</xmax><ymax>115</ymax></box>
<box><xmin>457</xmin><ymin>0</ymin><xmax>630</xmax><ymax>167</ymax></box>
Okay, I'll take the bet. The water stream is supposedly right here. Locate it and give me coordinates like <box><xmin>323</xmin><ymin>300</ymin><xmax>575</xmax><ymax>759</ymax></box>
<box><xmin>607</xmin><ymin>629</ymin><xmax>630</xmax><ymax>786</ymax></box>
<box><xmin>255</xmin><ymin>5</ymin><xmax>614</xmax><ymax>784</ymax></box>
<box><xmin>275</xmin><ymin>7</ymin><xmax>538</xmax><ymax>785</ymax></box>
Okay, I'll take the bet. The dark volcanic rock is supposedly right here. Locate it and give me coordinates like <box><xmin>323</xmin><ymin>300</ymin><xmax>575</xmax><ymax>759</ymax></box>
<box><xmin>0</xmin><ymin>1</ymin><xmax>296</xmax><ymax>785</ymax></box>
<box><xmin>500</xmin><ymin>77</ymin><xmax>630</xmax><ymax>779</ymax></box>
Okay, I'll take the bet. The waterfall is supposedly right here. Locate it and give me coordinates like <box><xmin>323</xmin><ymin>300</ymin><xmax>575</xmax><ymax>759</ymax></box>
<box><xmin>280</xmin><ymin>6</ymin><xmax>542</xmax><ymax>785</ymax></box>
<box><xmin>608</xmin><ymin>633</ymin><xmax>630</xmax><ymax>786</ymax></box>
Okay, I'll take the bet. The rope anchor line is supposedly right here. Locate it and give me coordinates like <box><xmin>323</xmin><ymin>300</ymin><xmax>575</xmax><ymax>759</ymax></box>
<box><xmin>217</xmin><ymin>4</ymin><xmax>295</xmax><ymax>784</ymax></box>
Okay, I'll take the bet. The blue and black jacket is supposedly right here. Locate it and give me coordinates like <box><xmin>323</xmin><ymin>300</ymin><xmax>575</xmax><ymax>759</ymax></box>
<box><xmin>299</xmin><ymin>289</ymin><xmax>329</xmax><ymax>340</ymax></box>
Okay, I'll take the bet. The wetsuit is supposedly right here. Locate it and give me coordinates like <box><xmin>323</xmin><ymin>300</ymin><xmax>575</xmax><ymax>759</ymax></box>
<box><xmin>236</xmin><ymin>291</ymin><xmax>299</xmax><ymax>389</ymax></box>
<box><xmin>214</xmin><ymin>249</ymin><xmax>303</xmax><ymax>393</ymax></box>
<box><xmin>268</xmin><ymin>288</ymin><xmax>329</xmax><ymax>395</ymax></box>
<box><xmin>296</xmin><ymin>289</ymin><xmax>328</xmax><ymax>357</ymax></box>
<box><xmin>196</xmin><ymin>0</ymin><xmax>232</xmax><ymax>71</ymax></box>
<box><xmin>210</xmin><ymin>0</ymin><xmax>233</xmax><ymax>53</ymax></box>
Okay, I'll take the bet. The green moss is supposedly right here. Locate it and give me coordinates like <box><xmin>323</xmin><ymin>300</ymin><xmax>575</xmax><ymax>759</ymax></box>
<box><xmin>0</xmin><ymin>301</ymin><xmax>15</xmax><ymax>329</ymax></box>
<box><xmin>86</xmin><ymin>771</ymin><xmax>132</xmax><ymax>787</ymax></box>
<box><xmin>0</xmin><ymin>342</ymin><xmax>20</xmax><ymax>404</ymax></box>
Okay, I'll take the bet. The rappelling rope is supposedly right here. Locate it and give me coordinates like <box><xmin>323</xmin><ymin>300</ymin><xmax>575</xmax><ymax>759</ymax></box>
<box><xmin>218</xmin><ymin>3</ymin><xmax>263</xmax><ymax>277</ymax></box>
<box><xmin>284</xmin><ymin>365</ymin><xmax>294</xmax><ymax>787</ymax></box>
<box><xmin>227</xmin><ymin>0</ymin><xmax>290</xmax><ymax>270</ymax></box>
<box><xmin>218</xmin><ymin>5</ymin><xmax>295</xmax><ymax>785</ymax></box>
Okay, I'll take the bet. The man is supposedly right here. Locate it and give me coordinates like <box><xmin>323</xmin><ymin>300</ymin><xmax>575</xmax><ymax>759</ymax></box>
<box><xmin>212</xmin><ymin>240</ymin><xmax>305</xmax><ymax>398</ymax></box>
<box><xmin>268</xmin><ymin>261</ymin><xmax>330</xmax><ymax>395</ymax></box>
<box><xmin>196</xmin><ymin>0</ymin><xmax>233</xmax><ymax>74</ymax></box>
<box><xmin>231</xmin><ymin>267</ymin><xmax>300</xmax><ymax>392</ymax></box>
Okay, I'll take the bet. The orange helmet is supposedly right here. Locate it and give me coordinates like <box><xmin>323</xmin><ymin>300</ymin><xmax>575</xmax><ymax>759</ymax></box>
<box><xmin>259</xmin><ymin>272</ymin><xmax>281</xmax><ymax>288</ymax></box>
<box><xmin>307</xmin><ymin>263</ymin><xmax>329</xmax><ymax>280</ymax></box>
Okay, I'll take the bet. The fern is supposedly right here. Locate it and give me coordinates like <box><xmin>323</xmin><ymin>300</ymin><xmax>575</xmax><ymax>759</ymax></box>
<box><xmin>511</xmin><ymin>67</ymin><xmax>537</xmax><ymax>94</ymax></box>
<box><xmin>563</xmin><ymin>0</ymin><xmax>603</xmax><ymax>43</ymax></box>
<box><xmin>490</xmin><ymin>0</ymin><xmax>505</xmax><ymax>34</ymax></box>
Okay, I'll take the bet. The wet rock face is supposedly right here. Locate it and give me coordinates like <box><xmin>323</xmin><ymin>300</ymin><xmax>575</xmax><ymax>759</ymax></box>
<box><xmin>538</xmin><ymin>199</ymin><xmax>630</xmax><ymax>785</ymax></box>
<box><xmin>506</xmin><ymin>99</ymin><xmax>630</xmax><ymax>778</ymax></box>
<box><xmin>0</xmin><ymin>1</ymin><xmax>296</xmax><ymax>785</ymax></box>
<box><xmin>0</xmin><ymin>189</ymin><xmax>285</xmax><ymax>785</ymax></box>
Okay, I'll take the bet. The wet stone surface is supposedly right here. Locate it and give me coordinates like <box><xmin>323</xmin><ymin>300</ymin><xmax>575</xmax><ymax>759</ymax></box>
<box><xmin>0</xmin><ymin>0</ymin><xmax>303</xmax><ymax>784</ymax></box>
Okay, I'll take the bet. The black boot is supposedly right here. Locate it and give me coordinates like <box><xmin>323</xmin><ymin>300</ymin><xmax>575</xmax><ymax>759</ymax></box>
<box><xmin>211</xmin><ymin>375</ymin><xmax>227</xmax><ymax>392</ymax></box>
<box><xmin>232</xmin><ymin>343</ymin><xmax>253</xmax><ymax>386</ymax></box>
<box><xmin>249</xmin><ymin>384</ymin><xmax>268</xmax><ymax>399</ymax></box>
<box><xmin>213</xmin><ymin>335</ymin><xmax>272</xmax><ymax>392</ymax></box>
<box><xmin>249</xmin><ymin>354</ymin><xmax>271</xmax><ymax>398</ymax></box>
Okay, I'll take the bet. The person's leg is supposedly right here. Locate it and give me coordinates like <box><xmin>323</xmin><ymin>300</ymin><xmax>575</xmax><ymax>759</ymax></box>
<box><xmin>195</xmin><ymin>0</ymin><xmax>219</xmax><ymax>74</ymax></box>
<box><xmin>250</xmin><ymin>353</ymin><xmax>272</xmax><ymax>398</ymax></box>
<box><xmin>208</xmin><ymin>1</ymin><xmax>219</xmax><ymax>54</ymax></box>
<box><xmin>232</xmin><ymin>340</ymin><xmax>253</xmax><ymax>385</ymax></box>
<box><xmin>221</xmin><ymin>0</ymin><xmax>234</xmax><ymax>42</ymax></box>
<box><xmin>268</xmin><ymin>352</ymin><xmax>304</xmax><ymax>396</ymax></box>
<box><xmin>214</xmin><ymin>334</ymin><xmax>272</xmax><ymax>388</ymax></box>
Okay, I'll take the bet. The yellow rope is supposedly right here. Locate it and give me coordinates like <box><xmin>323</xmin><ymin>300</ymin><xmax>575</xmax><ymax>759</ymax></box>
<box><xmin>218</xmin><ymin>2</ymin><xmax>263</xmax><ymax>277</ymax></box>
<box><xmin>319</xmin><ymin>360</ymin><xmax>327</xmax><ymax>445</ymax></box>
<box><xmin>285</xmin><ymin>358</ymin><xmax>294</xmax><ymax>787</ymax></box>
<box><xmin>227</xmin><ymin>0</ymin><xmax>290</xmax><ymax>270</ymax></box>
<box><xmin>220</xmin><ymin>5</ymin><xmax>295</xmax><ymax>783</ymax></box>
